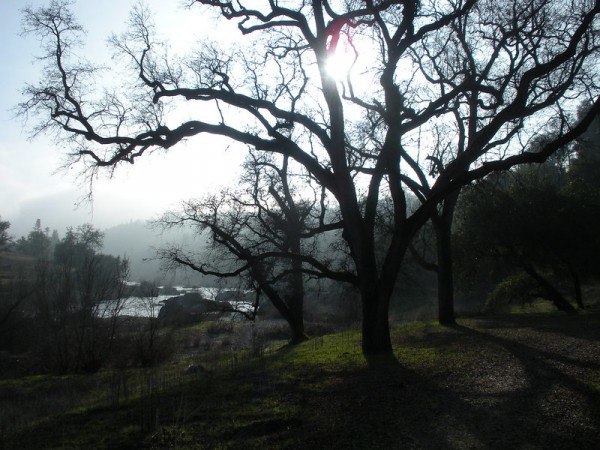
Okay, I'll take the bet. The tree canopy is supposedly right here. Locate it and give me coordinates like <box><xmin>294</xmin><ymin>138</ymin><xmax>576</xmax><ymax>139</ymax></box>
<box><xmin>20</xmin><ymin>0</ymin><xmax>600</xmax><ymax>355</ymax></box>
<box><xmin>455</xmin><ymin>111</ymin><xmax>600</xmax><ymax>312</ymax></box>
<box><xmin>15</xmin><ymin>219</ymin><xmax>53</xmax><ymax>259</ymax></box>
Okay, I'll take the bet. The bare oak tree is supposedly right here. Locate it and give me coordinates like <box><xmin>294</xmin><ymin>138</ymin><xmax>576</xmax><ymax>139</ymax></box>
<box><xmin>157</xmin><ymin>153</ymin><xmax>348</xmax><ymax>343</ymax></box>
<box><xmin>20</xmin><ymin>0</ymin><xmax>600</xmax><ymax>355</ymax></box>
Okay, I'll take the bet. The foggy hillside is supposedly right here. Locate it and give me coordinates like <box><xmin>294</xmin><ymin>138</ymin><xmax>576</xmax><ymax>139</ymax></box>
<box><xmin>102</xmin><ymin>221</ymin><xmax>211</xmax><ymax>286</ymax></box>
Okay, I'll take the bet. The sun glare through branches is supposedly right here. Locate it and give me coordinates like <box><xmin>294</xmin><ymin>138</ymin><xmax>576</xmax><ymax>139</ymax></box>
<box><xmin>324</xmin><ymin>33</ymin><xmax>358</xmax><ymax>83</ymax></box>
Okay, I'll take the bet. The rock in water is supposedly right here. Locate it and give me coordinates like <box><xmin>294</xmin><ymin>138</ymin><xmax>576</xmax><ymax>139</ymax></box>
<box><xmin>157</xmin><ymin>293</ymin><xmax>232</xmax><ymax>325</ymax></box>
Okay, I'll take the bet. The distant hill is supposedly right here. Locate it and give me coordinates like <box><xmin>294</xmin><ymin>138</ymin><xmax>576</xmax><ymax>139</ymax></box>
<box><xmin>102</xmin><ymin>221</ymin><xmax>212</xmax><ymax>286</ymax></box>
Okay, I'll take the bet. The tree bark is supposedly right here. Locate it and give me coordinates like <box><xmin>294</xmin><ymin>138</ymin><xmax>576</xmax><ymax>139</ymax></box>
<box><xmin>288</xmin><ymin>312</ymin><xmax>308</xmax><ymax>344</ymax></box>
<box><xmin>286</xmin><ymin>216</ymin><xmax>308</xmax><ymax>344</ymax></box>
<box><xmin>259</xmin><ymin>279</ymin><xmax>307</xmax><ymax>345</ymax></box>
<box><xmin>287</xmin><ymin>263</ymin><xmax>308</xmax><ymax>344</ymax></box>
<box><xmin>523</xmin><ymin>264</ymin><xmax>576</xmax><ymax>312</ymax></box>
<box><xmin>433</xmin><ymin>191</ymin><xmax>460</xmax><ymax>326</ymax></box>
<box><xmin>435</xmin><ymin>220</ymin><xmax>456</xmax><ymax>325</ymax></box>
<box><xmin>361</xmin><ymin>278</ymin><xmax>392</xmax><ymax>355</ymax></box>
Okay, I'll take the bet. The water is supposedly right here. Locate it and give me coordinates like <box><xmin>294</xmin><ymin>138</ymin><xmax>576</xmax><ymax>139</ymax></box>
<box><xmin>97</xmin><ymin>295</ymin><xmax>175</xmax><ymax>318</ymax></box>
<box><xmin>98</xmin><ymin>287</ymin><xmax>254</xmax><ymax>318</ymax></box>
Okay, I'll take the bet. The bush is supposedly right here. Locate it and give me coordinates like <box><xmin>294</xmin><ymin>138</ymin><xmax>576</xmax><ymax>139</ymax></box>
<box><xmin>205</xmin><ymin>320</ymin><xmax>234</xmax><ymax>336</ymax></box>
<box><xmin>485</xmin><ymin>273</ymin><xmax>539</xmax><ymax>312</ymax></box>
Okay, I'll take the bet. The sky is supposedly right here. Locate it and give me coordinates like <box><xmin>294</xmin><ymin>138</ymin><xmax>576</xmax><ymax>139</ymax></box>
<box><xmin>0</xmin><ymin>0</ymin><xmax>246</xmax><ymax>238</ymax></box>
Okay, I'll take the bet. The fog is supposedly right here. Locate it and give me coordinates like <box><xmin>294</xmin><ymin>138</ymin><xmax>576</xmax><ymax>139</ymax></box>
<box><xmin>0</xmin><ymin>0</ymin><xmax>245</xmax><ymax>243</ymax></box>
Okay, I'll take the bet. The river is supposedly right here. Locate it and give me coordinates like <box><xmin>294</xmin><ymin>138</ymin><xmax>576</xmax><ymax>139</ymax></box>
<box><xmin>97</xmin><ymin>287</ymin><xmax>253</xmax><ymax>318</ymax></box>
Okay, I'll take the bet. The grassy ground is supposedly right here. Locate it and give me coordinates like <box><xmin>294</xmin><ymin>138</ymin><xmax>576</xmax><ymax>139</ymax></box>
<box><xmin>1</xmin><ymin>311</ymin><xmax>599</xmax><ymax>449</ymax></box>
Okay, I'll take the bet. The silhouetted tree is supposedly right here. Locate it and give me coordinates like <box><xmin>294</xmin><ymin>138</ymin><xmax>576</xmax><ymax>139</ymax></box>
<box><xmin>0</xmin><ymin>218</ymin><xmax>35</xmax><ymax>341</ymax></box>
<box><xmin>569</xmin><ymin>104</ymin><xmax>600</xmax><ymax>201</ymax></box>
<box><xmin>158</xmin><ymin>153</ymin><xmax>347</xmax><ymax>343</ymax></box>
<box><xmin>0</xmin><ymin>216</ymin><xmax>10</xmax><ymax>250</ymax></box>
<box><xmin>20</xmin><ymin>0</ymin><xmax>600</xmax><ymax>355</ymax></box>
<box><xmin>16</xmin><ymin>219</ymin><xmax>52</xmax><ymax>259</ymax></box>
<box><xmin>33</xmin><ymin>224</ymin><xmax>129</xmax><ymax>372</ymax></box>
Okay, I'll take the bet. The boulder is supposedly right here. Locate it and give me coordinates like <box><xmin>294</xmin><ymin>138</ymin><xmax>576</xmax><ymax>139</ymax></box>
<box><xmin>158</xmin><ymin>293</ymin><xmax>232</xmax><ymax>325</ymax></box>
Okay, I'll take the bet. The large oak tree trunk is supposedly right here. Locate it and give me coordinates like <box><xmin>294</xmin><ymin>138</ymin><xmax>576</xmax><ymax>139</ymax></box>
<box><xmin>252</xmin><ymin>265</ymin><xmax>307</xmax><ymax>345</ymax></box>
<box><xmin>263</xmin><ymin>286</ymin><xmax>307</xmax><ymax>345</ymax></box>
<box><xmin>288</xmin><ymin>260</ymin><xmax>308</xmax><ymax>344</ymax></box>
<box><xmin>289</xmin><ymin>315</ymin><xmax>307</xmax><ymax>344</ymax></box>
<box><xmin>433</xmin><ymin>191</ymin><xmax>460</xmax><ymax>326</ymax></box>
<box><xmin>360</xmin><ymin>277</ymin><xmax>393</xmax><ymax>355</ymax></box>
<box><xmin>435</xmin><ymin>219</ymin><xmax>456</xmax><ymax>326</ymax></box>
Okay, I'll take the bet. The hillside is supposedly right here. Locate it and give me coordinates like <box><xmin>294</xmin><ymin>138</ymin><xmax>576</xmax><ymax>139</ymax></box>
<box><xmin>102</xmin><ymin>221</ymin><xmax>213</xmax><ymax>285</ymax></box>
<box><xmin>1</xmin><ymin>312</ymin><xmax>599</xmax><ymax>449</ymax></box>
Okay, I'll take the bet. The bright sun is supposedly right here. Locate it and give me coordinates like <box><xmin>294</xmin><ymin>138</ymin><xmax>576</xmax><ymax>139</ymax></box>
<box><xmin>325</xmin><ymin>37</ymin><xmax>358</xmax><ymax>82</ymax></box>
<box><xmin>323</xmin><ymin>32</ymin><xmax>378</xmax><ymax>96</ymax></box>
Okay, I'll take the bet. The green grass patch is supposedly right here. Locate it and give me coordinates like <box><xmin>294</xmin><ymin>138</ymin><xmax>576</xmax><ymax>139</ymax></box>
<box><xmin>2</xmin><ymin>312</ymin><xmax>599</xmax><ymax>449</ymax></box>
<box><xmin>589</xmin><ymin>371</ymin><xmax>600</xmax><ymax>392</ymax></box>
<box><xmin>508</xmin><ymin>299</ymin><xmax>558</xmax><ymax>314</ymax></box>
<box><xmin>270</xmin><ymin>330</ymin><xmax>364</xmax><ymax>369</ymax></box>
<box><xmin>0</xmin><ymin>373</ymin><xmax>82</xmax><ymax>396</ymax></box>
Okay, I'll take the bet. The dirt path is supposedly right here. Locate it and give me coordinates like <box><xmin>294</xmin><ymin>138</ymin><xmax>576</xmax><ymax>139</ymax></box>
<box><xmin>293</xmin><ymin>313</ymin><xmax>600</xmax><ymax>449</ymax></box>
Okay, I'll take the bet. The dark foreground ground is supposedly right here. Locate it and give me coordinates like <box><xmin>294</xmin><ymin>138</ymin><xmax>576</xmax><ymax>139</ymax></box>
<box><xmin>1</xmin><ymin>312</ymin><xmax>599</xmax><ymax>449</ymax></box>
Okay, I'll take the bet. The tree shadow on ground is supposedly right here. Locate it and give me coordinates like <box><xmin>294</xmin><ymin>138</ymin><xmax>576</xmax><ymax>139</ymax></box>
<box><xmin>280</xmin><ymin>315</ymin><xmax>600</xmax><ymax>449</ymax></box>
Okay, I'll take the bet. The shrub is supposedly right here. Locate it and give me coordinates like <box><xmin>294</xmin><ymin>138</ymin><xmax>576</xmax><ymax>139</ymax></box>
<box><xmin>485</xmin><ymin>273</ymin><xmax>539</xmax><ymax>312</ymax></box>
